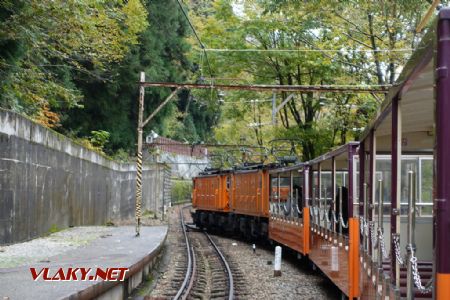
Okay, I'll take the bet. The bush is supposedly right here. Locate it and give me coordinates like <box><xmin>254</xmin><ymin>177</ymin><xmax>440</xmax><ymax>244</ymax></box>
<box><xmin>171</xmin><ymin>180</ymin><xmax>192</xmax><ymax>204</ymax></box>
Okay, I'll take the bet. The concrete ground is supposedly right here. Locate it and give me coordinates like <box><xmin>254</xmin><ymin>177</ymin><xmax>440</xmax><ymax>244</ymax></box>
<box><xmin>0</xmin><ymin>226</ymin><xmax>167</xmax><ymax>300</ymax></box>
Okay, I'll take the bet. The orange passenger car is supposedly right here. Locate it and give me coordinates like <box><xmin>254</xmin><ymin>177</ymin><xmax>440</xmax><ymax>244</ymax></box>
<box><xmin>307</xmin><ymin>142</ymin><xmax>360</xmax><ymax>299</ymax></box>
<box><xmin>268</xmin><ymin>164</ymin><xmax>310</xmax><ymax>255</ymax></box>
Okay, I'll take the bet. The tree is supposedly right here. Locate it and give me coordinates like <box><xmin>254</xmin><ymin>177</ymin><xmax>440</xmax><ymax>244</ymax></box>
<box><xmin>62</xmin><ymin>0</ymin><xmax>218</xmax><ymax>154</ymax></box>
<box><xmin>0</xmin><ymin>0</ymin><xmax>148</xmax><ymax>127</ymax></box>
<box><xmin>187</xmin><ymin>0</ymin><xmax>432</xmax><ymax>160</ymax></box>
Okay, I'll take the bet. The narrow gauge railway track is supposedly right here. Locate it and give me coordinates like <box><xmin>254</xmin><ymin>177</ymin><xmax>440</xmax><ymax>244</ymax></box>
<box><xmin>173</xmin><ymin>206</ymin><xmax>235</xmax><ymax>300</ymax></box>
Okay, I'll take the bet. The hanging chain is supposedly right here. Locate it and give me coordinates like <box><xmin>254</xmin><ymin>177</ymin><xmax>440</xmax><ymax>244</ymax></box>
<box><xmin>378</xmin><ymin>227</ymin><xmax>388</xmax><ymax>258</ymax></box>
<box><xmin>359</xmin><ymin>216</ymin><xmax>369</xmax><ymax>236</ymax></box>
<box><xmin>325</xmin><ymin>208</ymin><xmax>331</xmax><ymax>224</ymax></box>
<box><xmin>320</xmin><ymin>208</ymin><xmax>326</xmax><ymax>221</ymax></box>
<box><xmin>393</xmin><ymin>234</ymin><xmax>405</xmax><ymax>266</ymax></box>
<box><xmin>369</xmin><ymin>221</ymin><xmax>377</xmax><ymax>247</ymax></box>
<box><xmin>339</xmin><ymin>213</ymin><xmax>349</xmax><ymax>228</ymax></box>
<box><xmin>333</xmin><ymin>211</ymin><xmax>339</xmax><ymax>224</ymax></box>
<box><xmin>410</xmin><ymin>247</ymin><xmax>433</xmax><ymax>294</ymax></box>
<box><xmin>364</xmin><ymin>219</ymin><xmax>369</xmax><ymax>237</ymax></box>
<box><xmin>360</xmin><ymin>216</ymin><xmax>364</xmax><ymax>235</ymax></box>
<box><xmin>296</xmin><ymin>204</ymin><xmax>302</xmax><ymax>216</ymax></box>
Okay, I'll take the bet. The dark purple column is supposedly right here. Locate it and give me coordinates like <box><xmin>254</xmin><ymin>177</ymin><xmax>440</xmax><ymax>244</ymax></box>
<box><xmin>318</xmin><ymin>162</ymin><xmax>321</xmax><ymax>229</ymax></box>
<box><xmin>309</xmin><ymin>164</ymin><xmax>314</xmax><ymax>207</ymax></box>
<box><xmin>331</xmin><ymin>157</ymin><xmax>336</xmax><ymax>232</ymax></box>
<box><xmin>436</xmin><ymin>8</ymin><xmax>450</xmax><ymax>275</ymax></box>
<box><xmin>348</xmin><ymin>144</ymin><xmax>356</xmax><ymax>218</ymax></box>
<box><xmin>359</xmin><ymin>141</ymin><xmax>365</xmax><ymax>218</ymax></box>
<box><xmin>391</xmin><ymin>96</ymin><xmax>400</xmax><ymax>287</ymax></box>
<box><xmin>368</xmin><ymin>131</ymin><xmax>375</xmax><ymax>256</ymax></box>
<box><xmin>359</xmin><ymin>141</ymin><xmax>365</xmax><ymax>252</ymax></box>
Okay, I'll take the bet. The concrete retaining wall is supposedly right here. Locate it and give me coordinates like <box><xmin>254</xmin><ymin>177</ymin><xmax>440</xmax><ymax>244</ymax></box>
<box><xmin>0</xmin><ymin>109</ymin><xmax>170</xmax><ymax>245</ymax></box>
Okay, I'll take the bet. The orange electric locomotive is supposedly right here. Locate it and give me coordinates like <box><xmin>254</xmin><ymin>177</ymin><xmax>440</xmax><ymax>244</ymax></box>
<box><xmin>192</xmin><ymin>168</ymin><xmax>232</xmax><ymax>228</ymax></box>
<box><xmin>193</xmin><ymin>163</ymin><xmax>273</xmax><ymax>237</ymax></box>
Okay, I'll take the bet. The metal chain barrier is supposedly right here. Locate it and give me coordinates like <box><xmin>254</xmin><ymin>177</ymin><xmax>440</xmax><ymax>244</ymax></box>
<box><xmin>325</xmin><ymin>208</ymin><xmax>331</xmax><ymax>224</ymax></box>
<box><xmin>320</xmin><ymin>208</ymin><xmax>326</xmax><ymax>221</ymax></box>
<box><xmin>378</xmin><ymin>227</ymin><xmax>388</xmax><ymax>258</ymax></box>
<box><xmin>339</xmin><ymin>213</ymin><xmax>348</xmax><ymax>228</ymax></box>
<box><xmin>283</xmin><ymin>199</ymin><xmax>291</xmax><ymax>215</ymax></box>
<box><xmin>295</xmin><ymin>204</ymin><xmax>302</xmax><ymax>216</ymax></box>
<box><xmin>364</xmin><ymin>219</ymin><xmax>369</xmax><ymax>237</ymax></box>
<box><xmin>359</xmin><ymin>216</ymin><xmax>369</xmax><ymax>236</ymax></box>
<box><xmin>393</xmin><ymin>234</ymin><xmax>405</xmax><ymax>266</ymax></box>
<box><xmin>369</xmin><ymin>221</ymin><xmax>377</xmax><ymax>247</ymax></box>
<box><xmin>360</xmin><ymin>216</ymin><xmax>364</xmax><ymax>235</ymax></box>
<box><xmin>410</xmin><ymin>247</ymin><xmax>433</xmax><ymax>294</ymax></box>
<box><xmin>332</xmin><ymin>211</ymin><xmax>339</xmax><ymax>224</ymax></box>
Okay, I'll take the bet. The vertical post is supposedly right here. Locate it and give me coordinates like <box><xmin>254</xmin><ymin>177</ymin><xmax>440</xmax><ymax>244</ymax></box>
<box><xmin>436</xmin><ymin>9</ymin><xmax>450</xmax><ymax>299</ymax></box>
<box><xmin>378</xmin><ymin>179</ymin><xmax>383</xmax><ymax>269</ymax></box>
<box><xmin>332</xmin><ymin>157</ymin><xmax>337</xmax><ymax>234</ymax></box>
<box><xmin>303</xmin><ymin>165</ymin><xmax>310</xmax><ymax>254</ymax></box>
<box><xmin>304</xmin><ymin>166</ymin><xmax>310</xmax><ymax>208</ymax></box>
<box><xmin>278</xmin><ymin>173</ymin><xmax>281</xmax><ymax>216</ymax></box>
<box><xmin>274</xmin><ymin>246</ymin><xmax>282</xmax><ymax>276</ymax></box>
<box><xmin>391</xmin><ymin>96</ymin><xmax>402</xmax><ymax>290</ymax></box>
<box><xmin>359</xmin><ymin>141</ymin><xmax>366</xmax><ymax>255</ymax></box>
<box><xmin>369</xmin><ymin>130</ymin><xmax>376</xmax><ymax>258</ymax></box>
<box><xmin>290</xmin><ymin>171</ymin><xmax>294</xmax><ymax>218</ymax></box>
<box><xmin>135</xmin><ymin>71</ymin><xmax>145</xmax><ymax>237</ymax></box>
<box><xmin>363</xmin><ymin>183</ymin><xmax>368</xmax><ymax>253</ymax></box>
<box><xmin>318</xmin><ymin>163</ymin><xmax>322</xmax><ymax>231</ymax></box>
<box><xmin>348</xmin><ymin>144</ymin><xmax>360</xmax><ymax>298</ymax></box>
<box><xmin>339</xmin><ymin>186</ymin><xmax>343</xmax><ymax>235</ymax></box>
<box><xmin>359</xmin><ymin>141</ymin><xmax>365</xmax><ymax>218</ymax></box>
<box><xmin>406</xmin><ymin>171</ymin><xmax>416</xmax><ymax>300</ymax></box>
<box><xmin>348</xmin><ymin>145</ymin><xmax>355</xmax><ymax>218</ymax></box>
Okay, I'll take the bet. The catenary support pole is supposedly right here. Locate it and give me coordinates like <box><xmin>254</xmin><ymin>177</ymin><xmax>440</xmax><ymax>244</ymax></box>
<box><xmin>136</xmin><ymin>71</ymin><xmax>146</xmax><ymax>237</ymax></box>
<box><xmin>135</xmin><ymin>72</ymin><xmax>180</xmax><ymax>237</ymax></box>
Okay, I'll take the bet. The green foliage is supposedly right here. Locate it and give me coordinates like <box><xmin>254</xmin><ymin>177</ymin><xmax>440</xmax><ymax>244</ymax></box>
<box><xmin>0</xmin><ymin>0</ymin><xmax>148</xmax><ymax>127</ymax></box>
<box><xmin>142</xmin><ymin>209</ymin><xmax>156</xmax><ymax>217</ymax></box>
<box><xmin>0</xmin><ymin>0</ymin><xmax>435</xmax><ymax>162</ymax></box>
<box><xmin>89</xmin><ymin>130</ymin><xmax>110</xmax><ymax>149</ymax></box>
<box><xmin>61</xmin><ymin>0</ymin><xmax>217</xmax><ymax>154</ymax></box>
<box><xmin>187</xmin><ymin>0</ymin><xmax>432</xmax><ymax>160</ymax></box>
<box><xmin>47</xmin><ymin>224</ymin><xmax>61</xmax><ymax>235</ymax></box>
<box><xmin>111</xmin><ymin>149</ymin><xmax>132</xmax><ymax>163</ymax></box>
<box><xmin>171</xmin><ymin>180</ymin><xmax>192</xmax><ymax>203</ymax></box>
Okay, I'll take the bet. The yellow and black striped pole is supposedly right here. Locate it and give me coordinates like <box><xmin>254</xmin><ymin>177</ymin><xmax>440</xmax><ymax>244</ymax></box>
<box><xmin>136</xmin><ymin>72</ymin><xmax>180</xmax><ymax>237</ymax></box>
<box><xmin>136</xmin><ymin>72</ymin><xmax>145</xmax><ymax>236</ymax></box>
<box><xmin>135</xmin><ymin>141</ymin><xmax>143</xmax><ymax>236</ymax></box>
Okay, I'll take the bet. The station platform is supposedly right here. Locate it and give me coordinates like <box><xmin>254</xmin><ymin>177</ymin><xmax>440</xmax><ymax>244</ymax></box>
<box><xmin>0</xmin><ymin>226</ymin><xmax>168</xmax><ymax>300</ymax></box>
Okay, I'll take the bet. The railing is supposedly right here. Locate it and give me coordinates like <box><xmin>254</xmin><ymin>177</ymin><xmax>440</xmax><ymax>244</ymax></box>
<box><xmin>269</xmin><ymin>190</ymin><xmax>303</xmax><ymax>220</ymax></box>
<box><xmin>360</xmin><ymin>174</ymin><xmax>433</xmax><ymax>297</ymax></box>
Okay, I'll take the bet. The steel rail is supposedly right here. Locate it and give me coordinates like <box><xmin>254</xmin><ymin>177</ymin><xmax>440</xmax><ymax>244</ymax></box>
<box><xmin>176</xmin><ymin>205</ymin><xmax>234</xmax><ymax>299</ymax></box>
<box><xmin>173</xmin><ymin>207</ymin><xmax>194</xmax><ymax>300</ymax></box>
<box><xmin>204</xmin><ymin>232</ymin><xmax>234</xmax><ymax>300</ymax></box>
